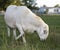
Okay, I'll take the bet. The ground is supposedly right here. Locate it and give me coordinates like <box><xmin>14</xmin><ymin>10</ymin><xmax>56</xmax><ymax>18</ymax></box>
<box><xmin>0</xmin><ymin>15</ymin><xmax>60</xmax><ymax>50</ymax></box>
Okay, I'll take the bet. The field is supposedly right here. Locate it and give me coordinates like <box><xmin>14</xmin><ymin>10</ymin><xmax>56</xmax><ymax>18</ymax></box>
<box><xmin>0</xmin><ymin>15</ymin><xmax>60</xmax><ymax>50</ymax></box>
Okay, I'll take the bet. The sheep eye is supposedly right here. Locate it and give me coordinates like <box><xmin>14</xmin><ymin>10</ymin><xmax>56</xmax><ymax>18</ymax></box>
<box><xmin>44</xmin><ymin>30</ymin><xmax>47</xmax><ymax>34</ymax></box>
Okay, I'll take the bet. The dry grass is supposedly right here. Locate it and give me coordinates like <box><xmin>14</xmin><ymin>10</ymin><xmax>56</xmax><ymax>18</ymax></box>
<box><xmin>0</xmin><ymin>15</ymin><xmax>60</xmax><ymax>50</ymax></box>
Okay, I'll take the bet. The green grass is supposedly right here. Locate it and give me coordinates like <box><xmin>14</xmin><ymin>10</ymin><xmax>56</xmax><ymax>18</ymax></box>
<box><xmin>0</xmin><ymin>15</ymin><xmax>60</xmax><ymax>50</ymax></box>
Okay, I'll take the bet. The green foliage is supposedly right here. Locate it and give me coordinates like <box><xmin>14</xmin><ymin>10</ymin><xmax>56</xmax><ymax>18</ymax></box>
<box><xmin>0</xmin><ymin>0</ymin><xmax>37</xmax><ymax>11</ymax></box>
<box><xmin>0</xmin><ymin>15</ymin><xmax>60</xmax><ymax>50</ymax></box>
<box><xmin>10</xmin><ymin>0</ymin><xmax>21</xmax><ymax>6</ymax></box>
<box><xmin>21</xmin><ymin>0</ymin><xmax>37</xmax><ymax>10</ymax></box>
<box><xmin>0</xmin><ymin>0</ymin><xmax>9</xmax><ymax>10</ymax></box>
<box><xmin>0</xmin><ymin>0</ymin><xmax>21</xmax><ymax>11</ymax></box>
<box><xmin>54</xmin><ymin>4</ymin><xmax>60</xmax><ymax>7</ymax></box>
<box><xmin>22</xmin><ymin>0</ymin><xmax>36</xmax><ymax>6</ymax></box>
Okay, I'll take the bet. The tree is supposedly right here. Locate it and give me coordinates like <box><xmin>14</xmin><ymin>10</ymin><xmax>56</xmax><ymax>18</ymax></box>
<box><xmin>10</xmin><ymin>0</ymin><xmax>21</xmax><ymax>5</ymax></box>
<box><xmin>43</xmin><ymin>5</ymin><xmax>47</xmax><ymax>7</ymax></box>
<box><xmin>0</xmin><ymin>0</ymin><xmax>37</xmax><ymax>10</ymax></box>
<box><xmin>0</xmin><ymin>0</ymin><xmax>21</xmax><ymax>10</ymax></box>
<box><xmin>21</xmin><ymin>0</ymin><xmax>37</xmax><ymax>10</ymax></box>
<box><xmin>54</xmin><ymin>4</ymin><xmax>60</xmax><ymax>7</ymax></box>
<box><xmin>0</xmin><ymin>0</ymin><xmax>9</xmax><ymax>10</ymax></box>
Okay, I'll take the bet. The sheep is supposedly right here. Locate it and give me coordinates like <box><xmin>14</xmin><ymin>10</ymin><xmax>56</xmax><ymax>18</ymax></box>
<box><xmin>4</xmin><ymin>5</ymin><xmax>49</xmax><ymax>43</ymax></box>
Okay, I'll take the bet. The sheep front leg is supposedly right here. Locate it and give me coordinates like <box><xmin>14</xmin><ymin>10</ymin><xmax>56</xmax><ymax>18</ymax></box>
<box><xmin>22</xmin><ymin>35</ymin><xmax>26</xmax><ymax>43</ymax></box>
<box><xmin>15</xmin><ymin>24</ymin><xmax>25</xmax><ymax>40</ymax></box>
<box><xmin>13</xmin><ymin>28</ymin><xmax>26</xmax><ymax>43</ymax></box>
<box><xmin>7</xmin><ymin>26</ymin><xmax>10</xmax><ymax>37</ymax></box>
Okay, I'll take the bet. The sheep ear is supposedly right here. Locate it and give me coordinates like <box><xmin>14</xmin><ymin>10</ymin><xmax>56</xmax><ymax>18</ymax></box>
<box><xmin>44</xmin><ymin>25</ymin><xmax>47</xmax><ymax>30</ymax></box>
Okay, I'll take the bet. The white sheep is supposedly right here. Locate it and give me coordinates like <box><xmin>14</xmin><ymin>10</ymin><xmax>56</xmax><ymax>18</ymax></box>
<box><xmin>4</xmin><ymin>5</ymin><xmax>49</xmax><ymax>43</ymax></box>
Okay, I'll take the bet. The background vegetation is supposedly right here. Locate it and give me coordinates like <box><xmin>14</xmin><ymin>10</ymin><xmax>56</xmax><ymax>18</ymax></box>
<box><xmin>0</xmin><ymin>15</ymin><xmax>60</xmax><ymax>50</ymax></box>
<box><xmin>0</xmin><ymin>0</ymin><xmax>38</xmax><ymax>10</ymax></box>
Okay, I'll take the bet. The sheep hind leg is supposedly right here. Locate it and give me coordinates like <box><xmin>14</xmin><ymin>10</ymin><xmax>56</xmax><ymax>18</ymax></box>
<box><xmin>7</xmin><ymin>26</ymin><xmax>10</xmax><ymax>37</ymax></box>
<box><xmin>13</xmin><ymin>28</ymin><xmax>16</xmax><ymax>39</ymax></box>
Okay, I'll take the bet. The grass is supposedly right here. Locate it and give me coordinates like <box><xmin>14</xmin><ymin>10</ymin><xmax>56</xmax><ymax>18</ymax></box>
<box><xmin>0</xmin><ymin>15</ymin><xmax>60</xmax><ymax>50</ymax></box>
